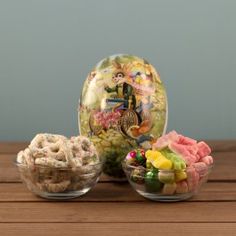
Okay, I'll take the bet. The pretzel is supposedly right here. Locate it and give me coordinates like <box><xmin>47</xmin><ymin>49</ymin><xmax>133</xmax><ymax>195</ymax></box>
<box><xmin>70</xmin><ymin>136</ymin><xmax>99</xmax><ymax>166</ymax></box>
<box><xmin>35</xmin><ymin>157</ymin><xmax>69</xmax><ymax>168</ymax></box>
<box><xmin>29</xmin><ymin>133</ymin><xmax>71</xmax><ymax>162</ymax></box>
<box><xmin>37</xmin><ymin>180</ymin><xmax>70</xmax><ymax>193</ymax></box>
<box><xmin>17</xmin><ymin>148</ymin><xmax>34</xmax><ymax>168</ymax></box>
<box><xmin>17</xmin><ymin>133</ymin><xmax>100</xmax><ymax>194</ymax></box>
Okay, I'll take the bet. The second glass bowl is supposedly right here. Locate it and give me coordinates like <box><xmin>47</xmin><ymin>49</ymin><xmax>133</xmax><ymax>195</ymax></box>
<box><xmin>122</xmin><ymin>161</ymin><xmax>213</xmax><ymax>202</ymax></box>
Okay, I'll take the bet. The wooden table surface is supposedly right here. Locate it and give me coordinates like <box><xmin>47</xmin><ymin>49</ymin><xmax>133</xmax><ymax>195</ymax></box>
<box><xmin>0</xmin><ymin>141</ymin><xmax>236</xmax><ymax>236</ymax></box>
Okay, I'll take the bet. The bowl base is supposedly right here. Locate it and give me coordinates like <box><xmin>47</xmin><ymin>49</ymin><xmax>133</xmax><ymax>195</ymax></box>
<box><xmin>137</xmin><ymin>190</ymin><xmax>194</xmax><ymax>202</ymax></box>
<box><xmin>34</xmin><ymin>187</ymin><xmax>91</xmax><ymax>200</ymax></box>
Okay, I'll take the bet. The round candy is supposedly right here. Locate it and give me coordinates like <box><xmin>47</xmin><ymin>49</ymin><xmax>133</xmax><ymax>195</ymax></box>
<box><xmin>136</xmin><ymin>150</ymin><xmax>145</xmax><ymax>163</ymax></box>
<box><xmin>79</xmin><ymin>54</ymin><xmax>168</xmax><ymax>178</ymax></box>
<box><xmin>145</xmin><ymin>170</ymin><xmax>163</xmax><ymax>193</ymax></box>
<box><xmin>140</xmin><ymin>149</ymin><xmax>145</xmax><ymax>157</ymax></box>
<box><xmin>130</xmin><ymin>151</ymin><xmax>137</xmax><ymax>158</ymax></box>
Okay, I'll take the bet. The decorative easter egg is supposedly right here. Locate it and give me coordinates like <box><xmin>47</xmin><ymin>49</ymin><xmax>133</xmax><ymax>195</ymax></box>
<box><xmin>78</xmin><ymin>54</ymin><xmax>168</xmax><ymax>178</ymax></box>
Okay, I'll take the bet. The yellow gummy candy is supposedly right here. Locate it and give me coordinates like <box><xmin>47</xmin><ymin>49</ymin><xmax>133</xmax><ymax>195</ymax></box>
<box><xmin>145</xmin><ymin>150</ymin><xmax>172</xmax><ymax>170</ymax></box>
<box><xmin>175</xmin><ymin>171</ymin><xmax>187</xmax><ymax>182</ymax></box>
<box><xmin>145</xmin><ymin>150</ymin><xmax>158</xmax><ymax>162</ymax></box>
<box><xmin>152</xmin><ymin>158</ymin><xmax>172</xmax><ymax>170</ymax></box>
<box><xmin>146</xmin><ymin>159</ymin><xmax>152</xmax><ymax>169</ymax></box>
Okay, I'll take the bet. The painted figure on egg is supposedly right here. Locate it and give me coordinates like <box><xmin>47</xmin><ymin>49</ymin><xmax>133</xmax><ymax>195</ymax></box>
<box><xmin>104</xmin><ymin>61</ymin><xmax>136</xmax><ymax>110</ymax></box>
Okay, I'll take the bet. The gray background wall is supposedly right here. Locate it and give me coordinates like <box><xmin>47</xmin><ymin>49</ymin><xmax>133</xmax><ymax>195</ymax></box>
<box><xmin>0</xmin><ymin>0</ymin><xmax>235</xmax><ymax>141</ymax></box>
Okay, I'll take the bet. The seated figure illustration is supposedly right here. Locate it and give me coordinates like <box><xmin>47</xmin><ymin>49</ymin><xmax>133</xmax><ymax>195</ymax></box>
<box><xmin>104</xmin><ymin>70</ymin><xmax>136</xmax><ymax>110</ymax></box>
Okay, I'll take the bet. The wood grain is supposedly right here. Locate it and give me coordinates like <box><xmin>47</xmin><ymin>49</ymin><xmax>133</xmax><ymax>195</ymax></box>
<box><xmin>207</xmin><ymin>140</ymin><xmax>236</xmax><ymax>152</ymax></box>
<box><xmin>0</xmin><ymin>152</ymin><xmax>235</xmax><ymax>182</ymax></box>
<box><xmin>0</xmin><ymin>202</ymin><xmax>235</xmax><ymax>223</ymax></box>
<box><xmin>0</xmin><ymin>142</ymin><xmax>28</xmax><ymax>154</ymax></box>
<box><xmin>0</xmin><ymin>223</ymin><xmax>235</xmax><ymax>236</ymax></box>
<box><xmin>0</xmin><ymin>182</ymin><xmax>235</xmax><ymax>202</ymax></box>
<box><xmin>0</xmin><ymin>141</ymin><xmax>235</xmax><ymax>235</ymax></box>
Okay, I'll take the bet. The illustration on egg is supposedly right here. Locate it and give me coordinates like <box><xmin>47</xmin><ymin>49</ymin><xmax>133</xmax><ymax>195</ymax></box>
<box><xmin>79</xmin><ymin>54</ymin><xmax>168</xmax><ymax>178</ymax></box>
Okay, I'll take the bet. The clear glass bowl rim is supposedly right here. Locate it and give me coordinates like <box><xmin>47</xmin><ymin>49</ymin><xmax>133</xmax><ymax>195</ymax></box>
<box><xmin>122</xmin><ymin>161</ymin><xmax>214</xmax><ymax>173</ymax></box>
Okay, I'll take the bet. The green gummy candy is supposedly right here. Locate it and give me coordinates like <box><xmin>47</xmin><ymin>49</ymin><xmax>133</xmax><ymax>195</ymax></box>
<box><xmin>161</xmin><ymin>149</ymin><xmax>186</xmax><ymax>170</ymax></box>
<box><xmin>145</xmin><ymin>170</ymin><xmax>163</xmax><ymax>193</ymax></box>
<box><xmin>158</xmin><ymin>171</ymin><xmax>175</xmax><ymax>184</ymax></box>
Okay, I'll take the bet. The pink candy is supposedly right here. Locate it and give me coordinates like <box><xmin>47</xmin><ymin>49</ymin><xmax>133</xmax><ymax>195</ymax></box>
<box><xmin>153</xmin><ymin>131</ymin><xmax>212</xmax><ymax>167</ymax></box>
<box><xmin>197</xmin><ymin>141</ymin><xmax>211</xmax><ymax>159</ymax></box>
<box><xmin>178</xmin><ymin>135</ymin><xmax>197</xmax><ymax>145</ymax></box>
<box><xmin>169</xmin><ymin>142</ymin><xmax>197</xmax><ymax>165</ymax></box>
<box><xmin>176</xmin><ymin>181</ymin><xmax>189</xmax><ymax>194</ymax></box>
<box><xmin>193</xmin><ymin>162</ymin><xmax>208</xmax><ymax>177</ymax></box>
<box><xmin>153</xmin><ymin>130</ymin><xmax>179</xmax><ymax>150</ymax></box>
<box><xmin>200</xmin><ymin>156</ymin><xmax>213</xmax><ymax>165</ymax></box>
<box><xmin>186</xmin><ymin>167</ymin><xmax>200</xmax><ymax>191</ymax></box>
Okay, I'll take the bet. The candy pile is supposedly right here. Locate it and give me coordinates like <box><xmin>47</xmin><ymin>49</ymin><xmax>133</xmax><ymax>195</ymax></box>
<box><xmin>17</xmin><ymin>134</ymin><xmax>102</xmax><ymax>193</ymax></box>
<box><xmin>123</xmin><ymin>131</ymin><xmax>213</xmax><ymax>196</ymax></box>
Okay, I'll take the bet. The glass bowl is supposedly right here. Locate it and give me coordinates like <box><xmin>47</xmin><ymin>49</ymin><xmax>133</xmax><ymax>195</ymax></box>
<box><xmin>15</xmin><ymin>159</ymin><xmax>103</xmax><ymax>199</ymax></box>
<box><xmin>122</xmin><ymin>162</ymin><xmax>213</xmax><ymax>202</ymax></box>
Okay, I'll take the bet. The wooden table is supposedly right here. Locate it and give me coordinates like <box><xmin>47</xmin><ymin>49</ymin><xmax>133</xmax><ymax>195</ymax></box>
<box><xmin>0</xmin><ymin>141</ymin><xmax>235</xmax><ymax>236</ymax></box>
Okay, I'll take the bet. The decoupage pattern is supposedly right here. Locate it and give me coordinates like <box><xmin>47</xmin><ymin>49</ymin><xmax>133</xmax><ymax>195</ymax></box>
<box><xmin>79</xmin><ymin>54</ymin><xmax>167</xmax><ymax>178</ymax></box>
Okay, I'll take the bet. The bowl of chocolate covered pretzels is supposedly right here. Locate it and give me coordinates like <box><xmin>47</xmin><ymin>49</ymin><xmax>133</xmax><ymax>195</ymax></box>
<box><xmin>16</xmin><ymin>133</ymin><xmax>103</xmax><ymax>199</ymax></box>
<box><xmin>122</xmin><ymin>131</ymin><xmax>213</xmax><ymax>202</ymax></box>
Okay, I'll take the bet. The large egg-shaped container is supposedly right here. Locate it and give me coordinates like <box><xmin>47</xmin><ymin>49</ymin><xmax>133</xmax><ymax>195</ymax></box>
<box><xmin>79</xmin><ymin>54</ymin><xmax>168</xmax><ymax>178</ymax></box>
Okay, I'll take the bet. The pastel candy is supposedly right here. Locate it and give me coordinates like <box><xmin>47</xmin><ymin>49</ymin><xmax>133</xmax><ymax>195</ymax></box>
<box><xmin>158</xmin><ymin>171</ymin><xmax>175</xmax><ymax>184</ymax></box>
<box><xmin>186</xmin><ymin>167</ymin><xmax>199</xmax><ymax>191</ymax></box>
<box><xmin>126</xmin><ymin>153</ymin><xmax>133</xmax><ymax>160</ymax></box>
<box><xmin>153</xmin><ymin>158</ymin><xmax>172</xmax><ymax>170</ymax></box>
<box><xmin>193</xmin><ymin>162</ymin><xmax>208</xmax><ymax>177</ymax></box>
<box><xmin>173</xmin><ymin>159</ymin><xmax>186</xmax><ymax>170</ymax></box>
<box><xmin>197</xmin><ymin>142</ymin><xmax>211</xmax><ymax>159</ymax></box>
<box><xmin>176</xmin><ymin>181</ymin><xmax>189</xmax><ymax>194</ymax></box>
<box><xmin>160</xmin><ymin>149</ymin><xmax>186</xmax><ymax>170</ymax></box>
<box><xmin>145</xmin><ymin>150</ymin><xmax>158</xmax><ymax>162</ymax></box>
<box><xmin>185</xmin><ymin>144</ymin><xmax>198</xmax><ymax>156</ymax></box>
<box><xmin>154</xmin><ymin>131</ymin><xmax>213</xmax><ymax>168</ymax></box>
<box><xmin>153</xmin><ymin>130</ymin><xmax>179</xmax><ymax>150</ymax></box>
<box><xmin>146</xmin><ymin>150</ymin><xmax>172</xmax><ymax>170</ymax></box>
<box><xmin>178</xmin><ymin>135</ymin><xmax>197</xmax><ymax>145</ymax></box>
<box><xmin>175</xmin><ymin>170</ymin><xmax>187</xmax><ymax>182</ymax></box>
<box><xmin>169</xmin><ymin>142</ymin><xmax>197</xmax><ymax>165</ymax></box>
<box><xmin>162</xmin><ymin>183</ymin><xmax>177</xmax><ymax>195</ymax></box>
<box><xmin>200</xmin><ymin>155</ymin><xmax>213</xmax><ymax>165</ymax></box>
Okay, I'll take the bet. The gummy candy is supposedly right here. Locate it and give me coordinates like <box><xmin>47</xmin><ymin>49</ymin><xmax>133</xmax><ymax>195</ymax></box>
<box><xmin>160</xmin><ymin>149</ymin><xmax>186</xmax><ymax>170</ymax></box>
<box><xmin>158</xmin><ymin>171</ymin><xmax>175</xmax><ymax>184</ymax></box>
<box><xmin>145</xmin><ymin>170</ymin><xmax>163</xmax><ymax>193</ymax></box>
<box><xmin>145</xmin><ymin>150</ymin><xmax>172</xmax><ymax>170</ymax></box>
<box><xmin>162</xmin><ymin>183</ymin><xmax>177</xmax><ymax>195</ymax></box>
<box><xmin>175</xmin><ymin>170</ymin><xmax>187</xmax><ymax>182</ymax></box>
